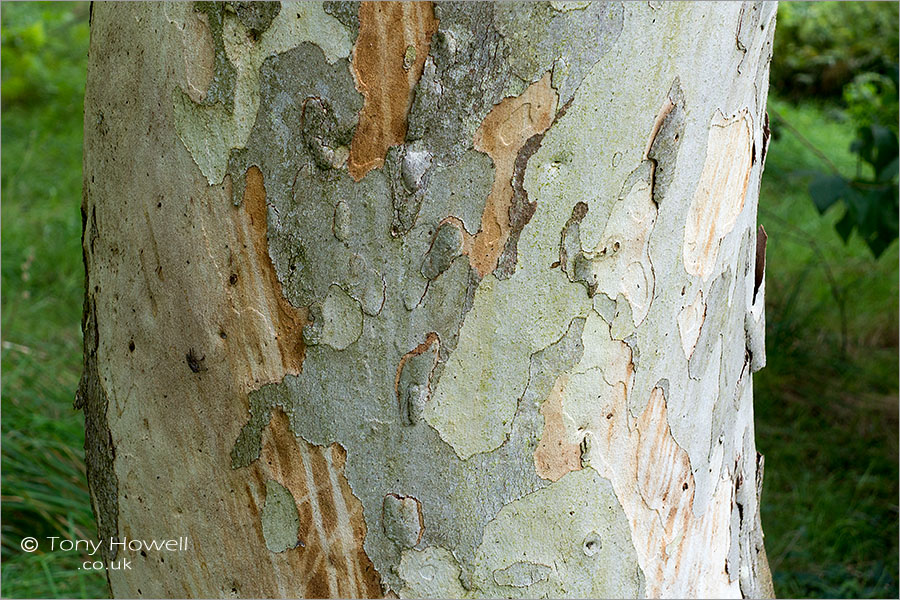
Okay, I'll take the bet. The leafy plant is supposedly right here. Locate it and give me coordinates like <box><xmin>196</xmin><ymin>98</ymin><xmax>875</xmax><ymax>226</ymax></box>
<box><xmin>806</xmin><ymin>65</ymin><xmax>899</xmax><ymax>259</ymax></box>
<box><xmin>808</xmin><ymin>124</ymin><xmax>899</xmax><ymax>258</ymax></box>
<box><xmin>772</xmin><ymin>2</ymin><xmax>899</xmax><ymax>99</ymax></box>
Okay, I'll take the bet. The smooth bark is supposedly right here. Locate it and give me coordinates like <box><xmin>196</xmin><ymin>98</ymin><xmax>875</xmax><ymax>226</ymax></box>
<box><xmin>80</xmin><ymin>2</ymin><xmax>776</xmax><ymax>597</ymax></box>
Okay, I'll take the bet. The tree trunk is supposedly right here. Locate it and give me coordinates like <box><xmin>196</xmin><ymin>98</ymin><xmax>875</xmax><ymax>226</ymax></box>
<box><xmin>79</xmin><ymin>1</ymin><xmax>776</xmax><ymax>597</ymax></box>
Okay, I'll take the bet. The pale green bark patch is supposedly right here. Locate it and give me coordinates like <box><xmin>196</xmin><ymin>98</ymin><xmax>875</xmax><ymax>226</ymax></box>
<box><xmin>261</xmin><ymin>479</ymin><xmax>301</xmax><ymax>553</ymax></box>
<box><xmin>303</xmin><ymin>284</ymin><xmax>363</xmax><ymax>351</ymax></box>
<box><xmin>472</xmin><ymin>469</ymin><xmax>644</xmax><ymax>598</ymax></box>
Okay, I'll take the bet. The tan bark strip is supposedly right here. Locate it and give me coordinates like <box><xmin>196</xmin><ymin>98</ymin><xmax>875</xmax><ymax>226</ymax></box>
<box><xmin>533</xmin><ymin>373</ymin><xmax>582</xmax><ymax>482</ymax></box>
<box><xmin>683</xmin><ymin>110</ymin><xmax>753</xmax><ymax>280</ymax></box>
<box><xmin>468</xmin><ymin>73</ymin><xmax>558</xmax><ymax>277</ymax></box>
<box><xmin>236</xmin><ymin>166</ymin><xmax>307</xmax><ymax>375</ymax></box>
<box><xmin>348</xmin><ymin>1</ymin><xmax>438</xmax><ymax>180</ymax></box>
<box><xmin>254</xmin><ymin>410</ymin><xmax>383</xmax><ymax>598</ymax></box>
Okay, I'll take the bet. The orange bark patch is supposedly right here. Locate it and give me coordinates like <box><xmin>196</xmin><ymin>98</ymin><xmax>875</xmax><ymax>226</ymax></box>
<box><xmin>239</xmin><ymin>166</ymin><xmax>307</xmax><ymax>375</ymax></box>
<box><xmin>469</xmin><ymin>73</ymin><xmax>557</xmax><ymax>277</ymax></box>
<box><xmin>348</xmin><ymin>2</ymin><xmax>438</xmax><ymax>180</ymax></box>
<box><xmin>394</xmin><ymin>332</ymin><xmax>440</xmax><ymax>401</ymax></box>
<box><xmin>534</xmin><ymin>373</ymin><xmax>582</xmax><ymax>481</ymax></box>
<box><xmin>252</xmin><ymin>410</ymin><xmax>383</xmax><ymax>598</ymax></box>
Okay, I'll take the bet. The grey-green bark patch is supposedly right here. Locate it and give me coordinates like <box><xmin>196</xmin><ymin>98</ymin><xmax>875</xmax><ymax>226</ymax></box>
<box><xmin>471</xmin><ymin>469</ymin><xmax>644</xmax><ymax>598</ymax></box>
<box><xmin>398</xmin><ymin>547</ymin><xmax>468</xmax><ymax>598</ymax></box>
<box><xmin>421</xmin><ymin>224</ymin><xmax>462</xmax><ymax>281</ymax></box>
<box><xmin>231</xmin><ymin>1</ymin><xmax>280</xmax><ymax>39</ymax></box>
<box><xmin>261</xmin><ymin>479</ymin><xmax>301</xmax><ymax>553</ymax></box>
<box><xmin>492</xmin><ymin>562</ymin><xmax>552</xmax><ymax>587</ymax></box>
<box><xmin>303</xmin><ymin>284</ymin><xmax>363</xmax><ymax>351</ymax></box>
<box><xmin>493</xmin><ymin>2</ymin><xmax>624</xmax><ymax>105</ymax></box>
<box><xmin>382</xmin><ymin>494</ymin><xmax>424</xmax><ymax>549</ymax></box>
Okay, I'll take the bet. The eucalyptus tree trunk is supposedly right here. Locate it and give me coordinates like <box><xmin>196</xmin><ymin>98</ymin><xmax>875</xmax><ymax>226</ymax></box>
<box><xmin>79</xmin><ymin>1</ymin><xmax>776</xmax><ymax>598</ymax></box>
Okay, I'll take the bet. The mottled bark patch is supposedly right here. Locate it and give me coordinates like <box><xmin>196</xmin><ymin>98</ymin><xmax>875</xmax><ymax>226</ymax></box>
<box><xmin>565</xmin><ymin>316</ymin><xmax>739</xmax><ymax>597</ymax></box>
<box><xmin>471</xmin><ymin>469</ymin><xmax>644</xmax><ymax>597</ymax></box>
<box><xmin>348</xmin><ymin>1</ymin><xmax>438</xmax><ymax>180</ymax></box>
<box><xmin>492</xmin><ymin>1</ymin><xmax>624</xmax><ymax>105</ymax></box>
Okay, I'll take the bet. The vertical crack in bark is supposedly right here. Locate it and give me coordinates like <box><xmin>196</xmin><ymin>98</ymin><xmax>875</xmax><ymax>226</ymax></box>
<box><xmin>75</xmin><ymin>295</ymin><xmax>120</xmax><ymax>570</ymax></box>
<box><xmin>76</xmin><ymin>195</ymin><xmax>118</xmax><ymax>575</ymax></box>
<box><xmin>348</xmin><ymin>1</ymin><xmax>438</xmax><ymax>180</ymax></box>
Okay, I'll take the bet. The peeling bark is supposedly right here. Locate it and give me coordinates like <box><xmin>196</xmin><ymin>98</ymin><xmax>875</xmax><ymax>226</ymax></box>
<box><xmin>82</xmin><ymin>2</ymin><xmax>776</xmax><ymax>598</ymax></box>
<box><xmin>348</xmin><ymin>2</ymin><xmax>437</xmax><ymax>180</ymax></box>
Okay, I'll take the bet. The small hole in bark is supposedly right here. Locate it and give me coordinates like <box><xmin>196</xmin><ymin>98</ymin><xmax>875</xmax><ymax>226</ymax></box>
<box><xmin>128</xmin><ymin>340</ymin><xmax>135</xmax><ymax>352</ymax></box>
<box><xmin>229</xmin><ymin>273</ymin><xmax>238</xmax><ymax>285</ymax></box>
<box><xmin>683</xmin><ymin>482</ymin><xmax>689</xmax><ymax>490</ymax></box>
<box><xmin>606</xmin><ymin>413</ymin><xmax>613</xmax><ymax>419</ymax></box>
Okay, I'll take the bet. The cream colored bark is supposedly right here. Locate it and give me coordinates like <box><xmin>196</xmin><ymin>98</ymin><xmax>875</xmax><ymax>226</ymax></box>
<box><xmin>79</xmin><ymin>2</ymin><xmax>775</xmax><ymax>598</ymax></box>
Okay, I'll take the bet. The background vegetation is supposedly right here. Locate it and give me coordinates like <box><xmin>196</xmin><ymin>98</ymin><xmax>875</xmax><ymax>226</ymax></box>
<box><xmin>1</xmin><ymin>3</ymin><xmax>897</xmax><ymax>598</ymax></box>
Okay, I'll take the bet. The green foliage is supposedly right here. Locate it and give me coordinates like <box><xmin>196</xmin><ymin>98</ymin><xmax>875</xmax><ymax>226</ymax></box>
<box><xmin>808</xmin><ymin>123</ymin><xmax>899</xmax><ymax>258</ymax></box>
<box><xmin>0</xmin><ymin>2</ymin><xmax>89</xmax><ymax>108</ymax></box>
<box><xmin>843</xmin><ymin>71</ymin><xmax>900</xmax><ymax>133</ymax></box>
<box><xmin>1</xmin><ymin>2</ymin><xmax>107</xmax><ymax>598</ymax></box>
<box><xmin>773</xmin><ymin>3</ymin><xmax>900</xmax><ymax>260</ymax></box>
<box><xmin>758</xmin><ymin>97</ymin><xmax>898</xmax><ymax>599</ymax></box>
<box><xmin>772</xmin><ymin>2</ymin><xmax>899</xmax><ymax>98</ymax></box>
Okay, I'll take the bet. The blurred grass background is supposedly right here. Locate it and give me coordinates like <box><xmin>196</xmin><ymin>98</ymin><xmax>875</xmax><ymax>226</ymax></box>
<box><xmin>1</xmin><ymin>2</ymin><xmax>897</xmax><ymax>598</ymax></box>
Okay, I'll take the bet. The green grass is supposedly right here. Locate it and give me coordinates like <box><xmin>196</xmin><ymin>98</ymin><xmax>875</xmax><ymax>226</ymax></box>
<box><xmin>1</xmin><ymin>3</ymin><xmax>108</xmax><ymax>598</ymax></box>
<box><xmin>756</xmin><ymin>97</ymin><xmax>899</xmax><ymax>598</ymax></box>
<box><xmin>1</xmin><ymin>3</ymin><xmax>897</xmax><ymax>599</ymax></box>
